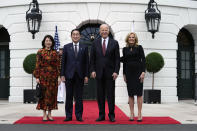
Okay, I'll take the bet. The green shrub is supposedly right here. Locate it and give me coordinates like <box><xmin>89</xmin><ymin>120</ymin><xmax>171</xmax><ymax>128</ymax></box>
<box><xmin>146</xmin><ymin>52</ymin><xmax>164</xmax><ymax>73</ymax></box>
<box><xmin>145</xmin><ymin>52</ymin><xmax>164</xmax><ymax>89</ymax></box>
<box><xmin>23</xmin><ymin>53</ymin><xmax>36</xmax><ymax>74</ymax></box>
<box><xmin>23</xmin><ymin>53</ymin><xmax>36</xmax><ymax>89</ymax></box>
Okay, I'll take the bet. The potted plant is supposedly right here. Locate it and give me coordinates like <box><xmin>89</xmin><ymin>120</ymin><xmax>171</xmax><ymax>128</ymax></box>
<box><xmin>23</xmin><ymin>53</ymin><xmax>37</xmax><ymax>103</ymax></box>
<box><xmin>144</xmin><ymin>52</ymin><xmax>164</xmax><ymax>104</ymax></box>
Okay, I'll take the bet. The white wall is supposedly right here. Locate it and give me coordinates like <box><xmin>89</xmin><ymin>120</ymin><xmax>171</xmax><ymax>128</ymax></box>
<box><xmin>0</xmin><ymin>0</ymin><xmax>197</xmax><ymax>102</ymax></box>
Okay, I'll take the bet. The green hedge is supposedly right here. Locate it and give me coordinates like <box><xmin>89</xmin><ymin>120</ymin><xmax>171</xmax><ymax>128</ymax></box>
<box><xmin>23</xmin><ymin>53</ymin><xmax>36</xmax><ymax>74</ymax></box>
<box><xmin>146</xmin><ymin>52</ymin><xmax>164</xmax><ymax>73</ymax></box>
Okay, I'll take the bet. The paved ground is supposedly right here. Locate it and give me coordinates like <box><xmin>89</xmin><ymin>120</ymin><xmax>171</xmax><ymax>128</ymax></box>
<box><xmin>0</xmin><ymin>124</ymin><xmax>197</xmax><ymax>131</ymax></box>
<box><xmin>118</xmin><ymin>100</ymin><xmax>197</xmax><ymax>124</ymax></box>
<box><xmin>0</xmin><ymin>100</ymin><xmax>197</xmax><ymax>124</ymax></box>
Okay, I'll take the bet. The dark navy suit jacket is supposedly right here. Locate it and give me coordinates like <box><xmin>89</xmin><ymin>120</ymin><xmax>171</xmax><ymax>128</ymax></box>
<box><xmin>61</xmin><ymin>42</ymin><xmax>89</xmax><ymax>79</ymax></box>
<box><xmin>90</xmin><ymin>38</ymin><xmax>120</xmax><ymax>79</ymax></box>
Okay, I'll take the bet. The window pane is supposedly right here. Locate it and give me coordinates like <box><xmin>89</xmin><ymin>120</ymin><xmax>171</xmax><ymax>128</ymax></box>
<box><xmin>1</xmin><ymin>60</ymin><xmax>5</xmax><ymax>69</ymax></box>
<box><xmin>181</xmin><ymin>61</ymin><xmax>185</xmax><ymax>69</ymax></box>
<box><xmin>28</xmin><ymin>19</ymin><xmax>33</xmax><ymax>31</ymax></box>
<box><xmin>0</xmin><ymin>71</ymin><xmax>5</xmax><ymax>78</ymax></box>
<box><xmin>0</xmin><ymin>50</ymin><xmax>5</xmax><ymax>60</ymax></box>
<box><xmin>0</xmin><ymin>61</ymin><xmax>5</xmax><ymax>78</ymax></box>
<box><xmin>186</xmin><ymin>61</ymin><xmax>190</xmax><ymax>70</ymax></box>
<box><xmin>0</xmin><ymin>50</ymin><xmax>5</xmax><ymax>78</ymax></box>
<box><xmin>181</xmin><ymin>70</ymin><xmax>185</xmax><ymax>79</ymax></box>
<box><xmin>181</xmin><ymin>51</ymin><xmax>185</xmax><ymax>60</ymax></box>
<box><xmin>86</xmin><ymin>27</ymin><xmax>91</xmax><ymax>34</ymax></box>
<box><xmin>186</xmin><ymin>70</ymin><xmax>190</xmax><ymax>79</ymax></box>
<box><xmin>154</xmin><ymin>20</ymin><xmax>158</xmax><ymax>30</ymax></box>
<box><xmin>185</xmin><ymin>52</ymin><xmax>190</xmax><ymax>60</ymax></box>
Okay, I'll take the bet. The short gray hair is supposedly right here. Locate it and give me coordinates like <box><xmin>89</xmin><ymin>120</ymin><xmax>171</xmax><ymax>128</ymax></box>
<box><xmin>100</xmin><ymin>24</ymin><xmax>110</xmax><ymax>31</ymax></box>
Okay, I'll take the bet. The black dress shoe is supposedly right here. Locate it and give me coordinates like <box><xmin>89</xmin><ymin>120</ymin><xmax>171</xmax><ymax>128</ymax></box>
<box><xmin>42</xmin><ymin>116</ymin><xmax>48</xmax><ymax>122</ymax></box>
<box><xmin>96</xmin><ymin>117</ymin><xmax>105</xmax><ymax>121</ymax></box>
<box><xmin>47</xmin><ymin>115</ymin><xmax>54</xmax><ymax>121</ymax></box>
<box><xmin>137</xmin><ymin>116</ymin><xmax>142</xmax><ymax>122</ymax></box>
<box><xmin>42</xmin><ymin>119</ymin><xmax>48</xmax><ymax>122</ymax></box>
<box><xmin>76</xmin><ymin>117</ymin><xmax>83</xmax><ymax>122</ymax></box>
<box><xmin>129</xmin><ymin>116</ymin><xmax>134</xmax><ymax>121</ymax></box>
<box><xmin>137</xmin><ymin>119</ymin><xmax>142</xmax><ymax>122</ymax></box>
<box><xmin>48</xmin><ymin>119</ymin><xmax>54</xmax><ymax>121</ymax></box>
<box><xmin>109</xmin><ymin>117</ymin><xmax>115</xmax><ymax>122</ymax></box>
<box><xmin>129</xmin><ymin>118</ymin><xmax>134</xmax><ymax>121</ymax></box>
<box><xmin>63</xmin><ymin>117</ymin><xmax>72</xmax><ymax>121</ymax></box>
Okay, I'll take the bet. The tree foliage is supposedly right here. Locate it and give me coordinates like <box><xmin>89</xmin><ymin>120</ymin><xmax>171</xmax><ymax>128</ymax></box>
<box><xmin>146</xmin><ymin>52</ymin><xmax>164</xmax><ymax>73</ymax></box>
<box><xmin>23</xmin><ymin>53</ymin><xmax>36</xmax><ymax>74</ymax></box>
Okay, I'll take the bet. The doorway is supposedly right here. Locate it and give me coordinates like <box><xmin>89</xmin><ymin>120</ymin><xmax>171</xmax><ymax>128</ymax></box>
<box><xmin>0</xmin><ymin>27</ymin><xmax>10</xmax><ymax>99</ymax></box>
<box><xmin>177</xmin><ymin>28</ymin><xmax>195</xmax><ymax>99</ymax></box>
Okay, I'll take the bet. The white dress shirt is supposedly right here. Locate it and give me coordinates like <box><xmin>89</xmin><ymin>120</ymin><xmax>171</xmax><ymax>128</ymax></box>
<box><xmin>101</xmin><ymin>37</ymin><xmax>109</xmax><ymax>49</ymax></box>
<box><xmin>73</xmin><ymin>42</ymin><xmax>79</xmax><ymax>53</ymax></box>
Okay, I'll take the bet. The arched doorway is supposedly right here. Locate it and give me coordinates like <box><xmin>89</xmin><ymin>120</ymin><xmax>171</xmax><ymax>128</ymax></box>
<box><xmin>177</xmin><ymin>28</ymin><xmax>195</xmax><ymax>100</ymax></box>
<box><xmin>78</xmin><ymin>23</ymin><xmax>113</xmax><ymax>100</ymax></box>
<box><xmin>0</xmin><ymin>26</ymin><xmax>10</xmax><ymax>99</ymax></box>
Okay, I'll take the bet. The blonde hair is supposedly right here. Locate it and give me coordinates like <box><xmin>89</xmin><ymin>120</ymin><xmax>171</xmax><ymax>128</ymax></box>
<box><xmin>125</xmin><ymin>32</ymin><xmax>139</xmax><ymax>47</ymax></box>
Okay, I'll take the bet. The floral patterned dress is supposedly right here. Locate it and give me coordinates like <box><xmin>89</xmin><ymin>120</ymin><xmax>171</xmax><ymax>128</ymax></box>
<box><xmin>33</xmin><ymin>48</ymin><xmax>60</xmax><ymax>110</ymax></box>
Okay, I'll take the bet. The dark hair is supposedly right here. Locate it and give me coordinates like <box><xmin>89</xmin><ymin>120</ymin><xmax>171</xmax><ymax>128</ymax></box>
<box><xmin>71</xmin><ymin>29</ymin><xmax>81</xmax><ymax>35</ymax></box>
<box><xmin>42</xmin><ymin>35</ymin><xmax>55</xmax><ymax>49</ymax></box>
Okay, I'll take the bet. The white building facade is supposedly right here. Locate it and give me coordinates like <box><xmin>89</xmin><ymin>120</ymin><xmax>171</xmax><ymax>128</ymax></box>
<box><xmin>0</xmin><ymin>0</ymin><xmax>197</xmax><ymax>103</ymax></box>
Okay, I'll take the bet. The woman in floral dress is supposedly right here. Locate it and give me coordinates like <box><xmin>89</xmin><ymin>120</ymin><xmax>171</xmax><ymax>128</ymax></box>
<box><xmin>33</xmin><ymin>35</ymin><xmax>60</xmax><ymax>121</ymax></box>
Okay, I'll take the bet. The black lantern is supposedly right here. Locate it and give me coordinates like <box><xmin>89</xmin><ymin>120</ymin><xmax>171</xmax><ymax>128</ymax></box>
<box><xmin>145</xmin><ymin>0</ymin><xmax>161</xmax><ymax>39</ymax></box>
<box><xmin>26</xmin><ymin>0</ymin><xmax>42</xmax><ymax>39</ymax></box>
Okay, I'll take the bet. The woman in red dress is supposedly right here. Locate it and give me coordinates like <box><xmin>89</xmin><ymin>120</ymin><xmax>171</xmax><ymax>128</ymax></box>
<box><xmin>33</xmin><ymin>35</ymin><xmax>60</xmax><ymax>121</ymax></box>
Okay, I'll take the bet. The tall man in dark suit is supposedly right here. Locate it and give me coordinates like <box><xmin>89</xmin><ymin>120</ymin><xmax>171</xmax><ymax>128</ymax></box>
<box><xmin>61</xmin><ymin>29</ymin><xmax>89</xmax><ymax>122</ymax></box>
<box><xmin>90</xmin><ymin>24</ymin><xmax>120</xmax><ymax>122</ymax></box>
